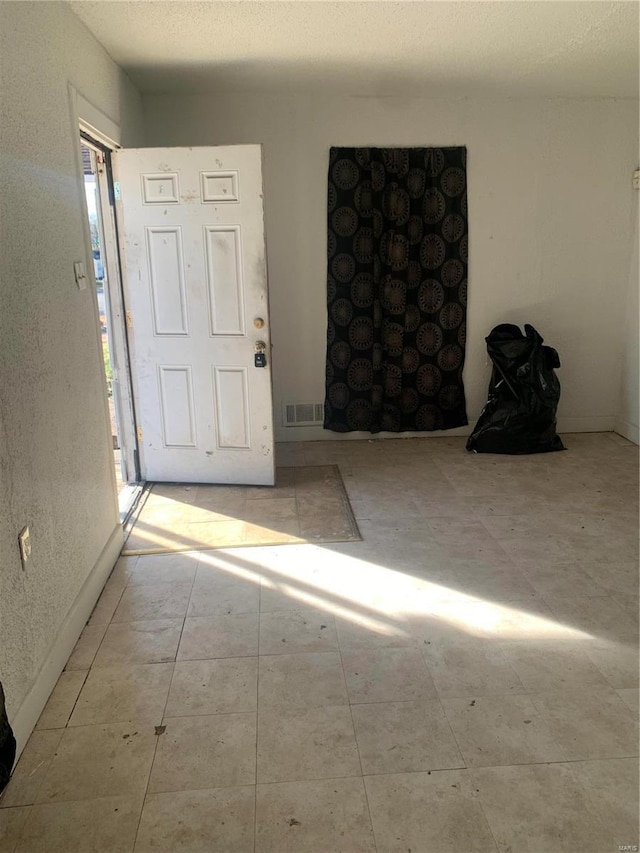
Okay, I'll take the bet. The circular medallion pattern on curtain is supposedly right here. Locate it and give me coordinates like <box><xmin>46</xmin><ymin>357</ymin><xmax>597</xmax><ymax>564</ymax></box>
<box><xmin>325</xmin><ymin>146</ymin><xmax>468</xmax><ymax>433</ymax></box>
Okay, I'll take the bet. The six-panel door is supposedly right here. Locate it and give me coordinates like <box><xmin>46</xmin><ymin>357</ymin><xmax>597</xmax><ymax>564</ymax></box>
<box><xmin>114</xmin><ymin>145</ymin><xmax>274</xmax><ymax>485</ymax></box>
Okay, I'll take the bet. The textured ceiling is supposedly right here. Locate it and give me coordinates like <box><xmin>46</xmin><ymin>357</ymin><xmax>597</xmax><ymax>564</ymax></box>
<box><xmin>68</xmin><ymin>1</ymin><xmax>639</xmax><ymax>97</ymax></box>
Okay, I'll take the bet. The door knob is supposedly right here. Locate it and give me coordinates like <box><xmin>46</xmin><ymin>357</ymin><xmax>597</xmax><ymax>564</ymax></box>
<box><xmin>254</xmin><ymin>317</ymin><xmax>265</xmax><ymax>329</ymax></box>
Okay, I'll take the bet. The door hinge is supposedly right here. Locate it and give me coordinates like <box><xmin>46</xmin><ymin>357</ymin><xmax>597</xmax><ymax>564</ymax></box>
<box><xmin>126</xmin><ymin>310</ymin><xmax>133</xmax><ymax>328</ymax></box>
<box><xmin>136</xmin><ymin>426</ymin><xmax>143</xmax><ymax>442</ymax></box>
<box><xmin>96</xmin><ymin>151</ymin><xmax>106</xmax><ymax>173</ymax></box>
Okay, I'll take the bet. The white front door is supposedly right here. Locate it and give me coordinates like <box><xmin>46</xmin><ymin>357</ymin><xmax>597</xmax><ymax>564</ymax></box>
<box><xmin>113</xmin><ymin>145</ymin><xmax>274</xmax><ymax>485</ymax></box>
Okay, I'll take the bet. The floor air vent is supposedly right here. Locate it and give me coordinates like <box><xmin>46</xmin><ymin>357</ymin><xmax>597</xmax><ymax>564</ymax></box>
<box><xmin>283</xmin><ymin>402</ymin><xmax>324</xmax><ymax>427</ymax></box>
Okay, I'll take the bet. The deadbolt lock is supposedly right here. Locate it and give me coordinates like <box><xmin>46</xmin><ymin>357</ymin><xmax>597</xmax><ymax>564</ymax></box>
<box><xmin>254</xmin><ymin>340</ymin><xmax>267</xmax><ymax>367</ymax></box>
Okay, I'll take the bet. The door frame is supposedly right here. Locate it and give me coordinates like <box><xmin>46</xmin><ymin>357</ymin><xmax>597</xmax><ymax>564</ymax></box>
<box><xmin>79</xmin><ymin>130</ymin><xmax>143</xmax><ymax>511</ymax></box>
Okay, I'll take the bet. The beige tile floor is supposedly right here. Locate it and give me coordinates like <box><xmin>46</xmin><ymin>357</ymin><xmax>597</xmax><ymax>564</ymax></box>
<box><xmin>1</xmin><ymin>432</ymin><xmax>638</xmax><ymax>852</ymax></box>
<box><xmin>123</xmin><ymin>466</ymin><xmax>359</xmax><ymax>555</ymax></box>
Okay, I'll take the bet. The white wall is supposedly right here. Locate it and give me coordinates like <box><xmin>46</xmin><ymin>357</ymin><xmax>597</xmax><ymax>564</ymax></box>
<box><xmin>0</xmin><ymin>1</ymin><xmax>143</xmax><ymax>749</ymax></box>
<box><xmin>615</xmin><ymin>201</ymin><xmax>639</xmax><ymax>443</ymax></box>
<box><xmin>144</xmin><ymin>93</ymin><xmax>639</xmax><ymax>442</ymax></box>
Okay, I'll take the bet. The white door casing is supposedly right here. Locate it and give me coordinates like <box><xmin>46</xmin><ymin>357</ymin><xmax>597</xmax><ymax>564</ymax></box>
<box><xmin>91</xmin><ymin>147</ymin><xmax>139</xmax><ymax>488</ymax></box>
<box><xmin>113</xmin><ymin>145</ymin><xmax>274</xmax><ymax>485</ymax></box>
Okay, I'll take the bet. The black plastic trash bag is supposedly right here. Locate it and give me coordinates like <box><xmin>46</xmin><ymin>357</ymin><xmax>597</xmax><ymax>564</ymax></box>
<box><xmin>0</xmin><ymin>681</ymin><xmax>16</xmax><ymax>793</ymax></box>
<box><xmin>466</xmin><ymin>323</ymin><xmax>565</xmax><ymax>454</ymax></box>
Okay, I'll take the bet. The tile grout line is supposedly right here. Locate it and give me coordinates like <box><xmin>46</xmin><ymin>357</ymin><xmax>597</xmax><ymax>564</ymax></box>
<box><xmin>335</xmin><ymin>614</ymin><xmax>380</xmax><ymax>853</ymax></box>
<box><xmin>84</xmin><ymin>564</ymin><xmax>132</xmax><ymax>666</ymax></box>
<box><xmin>58</xmin><ymin>670</ymin><xmax>90</xmax><ymax>731</ymax></box>
<box><xmin>7</xmin><ymin>804</ymin><xmax>34</xmax><ymax>853</ymax></box>
<box><xmin>173</xmin><ymin>551</ymin><xmax>202</xmax><ymax>660</ymax></box>
<box><xmin>144</xmin><ymin>773</ymin><xmax>373</xmax><ymax>800</ymax></box>
<box><xmin>469</xmin><ymin>773</ymin><xmax>503</xmax><ymax>853</ymax></box>
<box><xmin>424</xmin><ymin>676</ymin><xmax>470</xmax><ymax>777</ymax></box>
<box><xmin>8</xmin><ymin>755</ymin><xmax>638</xmax><ymax>816</ymax></box>
<box><xmin>253</xmin><ymin>582</ymin><xmax>264</xmax><ymax>853</ymax></box>
<box><xmin>356</xmin><ymin>752</ymin><xmax>640</xmax><ymax>778</ymax></box>
<box><xmin>127</xmin><ymin>549</ymin><xmax>199</xmax><ymax>851</ymax></box>
<box><xmin>129</xmin><ymin>715</ymin><xmax>164</xmax><ymax>851</ymax></box>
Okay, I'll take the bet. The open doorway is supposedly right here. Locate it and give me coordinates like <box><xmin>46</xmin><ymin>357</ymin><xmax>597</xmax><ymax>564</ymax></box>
<box><xmin>81</xmin><ymin>134</ymin><xmax>142</xmax><ymax>519</ymax></box>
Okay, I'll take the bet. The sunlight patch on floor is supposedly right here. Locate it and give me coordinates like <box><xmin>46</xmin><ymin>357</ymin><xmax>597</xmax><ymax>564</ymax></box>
<box><xmin>193</xmin><ymin>543</ymin><xmax>594</xmax><ymax>642</ymax></box>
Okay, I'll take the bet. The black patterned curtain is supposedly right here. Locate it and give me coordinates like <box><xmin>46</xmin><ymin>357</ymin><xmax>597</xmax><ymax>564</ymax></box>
<box><xmin>325</xmin><ymin>147</ymin><xmax>468</xmax><ymax>433</ymax></box>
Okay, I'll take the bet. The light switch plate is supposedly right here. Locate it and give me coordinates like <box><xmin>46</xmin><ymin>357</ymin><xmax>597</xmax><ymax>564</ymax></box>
<box><xmin>18</xmin><ymin>526</ymin><xmax>31</xmax><ymax>568</ymax></box>
<box><xmin>74</xmin><ymin>261</ymin><xmax>87</xmax><ymax>290</ymax></box>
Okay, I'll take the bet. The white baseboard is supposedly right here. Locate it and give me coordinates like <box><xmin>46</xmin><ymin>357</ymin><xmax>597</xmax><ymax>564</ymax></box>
<box><xmin>276</xmin><ymin>416</ymin><xmax>618</xmax><ymax>444</ymax></box>
<box><xmin>9</xmin><ymin>525</ymin><xmax>124</xmax><ymax>757</ymax></box>
<box><xmin>614</xmin><ymin>416</ymin><xmax>640</xmax><ymax>445</ymax></box>
<box><xmin>275</xmin><ymin>424</ymin><xmax>473</xmax><ymax>443</ymax></box>
<box><xmin>556</xmin><ymin>416</ymin><xmax>615</xmax><ymax>434</ymax></box>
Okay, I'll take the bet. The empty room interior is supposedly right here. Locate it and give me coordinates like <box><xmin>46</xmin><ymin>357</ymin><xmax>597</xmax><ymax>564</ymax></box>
<box><xmin>0</xmin><ymin>1</ymin><xmax>639</xmax><ymax>851</ymax></box>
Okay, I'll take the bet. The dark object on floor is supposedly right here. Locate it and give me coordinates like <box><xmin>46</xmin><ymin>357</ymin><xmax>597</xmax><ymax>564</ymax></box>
<box><xmin>466</xmin><ymin>323</ymin><xmax>565</xmax><ymax>454</ymax></box>
<box><xmin>0</xmin><ymin>681</ymin><xmax>16</xmax><ymax>792</ymax></box>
